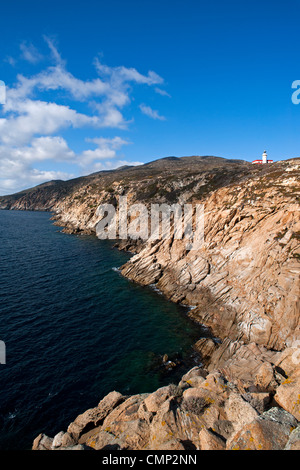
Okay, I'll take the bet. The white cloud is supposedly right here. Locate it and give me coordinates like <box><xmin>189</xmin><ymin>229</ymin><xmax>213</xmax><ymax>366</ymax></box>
<box><xmin>0</xmin><ymin>38</ymin><xmax>168</xmax><ymax>194</ymax></box>
<box><xmin>0</xmin><ymin>134</ymin><xmax>132</xmax><ymax>193</ymax></box>
<box><xmin>0</xmin><ymin>152</ymin><xmax>73</xmax><ymax>195</ymax></box>
<box><xmin>86</xmin><ymin>136</ymin><xmax>131</xmax><ymax>149</ymax></box>
<box><xmin>22</xmin><ymin>136</ymin><xmax>76</xmax><ymax>163</ymax></box>
<box><xmin>94</xmin><ymin>58</ymin><xmax>164</xmax><ymax>86</ymax></box>
<box><xmin>0</xmin><ymin>168</ymin><xmax>73</xmax><ymax>195</ymax></box>
<box><xmin>139</xmin><ymin>104</ymin><xmax>166</xmax><ymax>121</ymax></box>
<box><xmin>43</xmin><ymin>35</ymin><xmax>65</xmax><ymax>67</ymax></box>
<box><xmin>1</xmin><ymin>99</ymin><xmax>99</xmax><ymax>146</ymax></box>
<box><xmin>0</xmin><ymin>135</ymin><xmax>76</xmax><ymax>193</ymax></box>
<box><xmin>78</xmin><ymin>136</ymin><xmax>131</xmax><ymax>171</ymax></box>
<box><xmin>155</xmin><ymin>87</ymin><xmax>171</xmax><ymax>97</ymax></box>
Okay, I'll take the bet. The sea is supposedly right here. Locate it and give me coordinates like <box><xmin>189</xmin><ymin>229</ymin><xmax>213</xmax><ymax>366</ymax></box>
<box><xmin>0</xmin><ymin>210</ymin><xmax>208</xmax><ymax>450</ymax></box>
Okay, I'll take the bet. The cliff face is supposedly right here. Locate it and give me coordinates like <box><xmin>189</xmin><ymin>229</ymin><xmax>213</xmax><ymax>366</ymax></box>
<box><xmin>120</xmin><ymin>163</ymin><xmax>300</xmax><ymax>381</ymax></box>
<box><xmin>17</xmin><ymin>156</ymin><xmax>297</xmax><ymax>378</ymax></box>
<box><xmin>1</xmin><ymin>155</ymin><xmax>299</xmax><ymax>450</ymax></box>
<box><xmin>1</xmin><ymin>156</ymin><xmax>299</xmax><ymax>373</ymax></box>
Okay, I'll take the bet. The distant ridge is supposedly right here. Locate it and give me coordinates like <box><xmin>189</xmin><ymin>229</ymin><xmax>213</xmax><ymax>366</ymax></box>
<box><xmin>0</xmin><ymin>154</ymin><xmax>251</xmax><ymax>211</ymax></box>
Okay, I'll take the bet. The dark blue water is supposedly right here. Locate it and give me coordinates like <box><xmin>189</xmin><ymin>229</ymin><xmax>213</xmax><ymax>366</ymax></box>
<box><xmin>0</xmin><ymin>210</ymin><xmax>206</xmax><ymax>450</ymax></box>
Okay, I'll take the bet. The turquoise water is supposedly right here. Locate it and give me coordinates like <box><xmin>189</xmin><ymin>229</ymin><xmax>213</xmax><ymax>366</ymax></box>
<box><xmin>0</xmin><ymin>210</ymin><xmax>207</xmax><ymax>450</ymax></box>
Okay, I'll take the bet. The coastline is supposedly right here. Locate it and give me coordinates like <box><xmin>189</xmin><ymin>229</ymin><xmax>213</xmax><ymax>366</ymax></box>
<box><xmin>31</xmin><ymin>207</ymin><xmax>300</xmax><ymax>450</ymax></box>
<box><xmin>1</xmin><ymin>157</ymin><xmax>299</xmax><ymax>450</ymax></box>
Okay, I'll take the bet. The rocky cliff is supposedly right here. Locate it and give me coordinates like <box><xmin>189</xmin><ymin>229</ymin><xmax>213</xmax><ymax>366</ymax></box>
<box><xmin>1</xmin><ymin>155</ymin><xmax>299</xmax><ymax>450</ymax></box>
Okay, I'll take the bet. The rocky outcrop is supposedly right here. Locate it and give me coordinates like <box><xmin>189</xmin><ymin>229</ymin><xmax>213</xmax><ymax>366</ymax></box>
<box><xmin>118</xmin><ymin>160</ymin><xmax>300</xmax><ymax>380</ymax></box>
<box><xmin>2</xmin><ymin>155</ymin><xmax>299</xmax><ymax>450</ymax></box>
<box><xmin>32</xmin><ymin>353</ymin><xmax>300</xmax><ymax>450</ymax></box>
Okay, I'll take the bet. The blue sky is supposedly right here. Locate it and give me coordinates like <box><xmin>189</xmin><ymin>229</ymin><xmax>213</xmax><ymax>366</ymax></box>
<box><xmin>0</xmin><ymin>0</ymin><xmax>299</xmax><ymax>194</ymax></box>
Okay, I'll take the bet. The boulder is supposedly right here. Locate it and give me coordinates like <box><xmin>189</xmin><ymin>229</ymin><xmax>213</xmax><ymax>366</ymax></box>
<box><xmin>86</xmin><ymin>418</ymin><xmax>149</xmax><ymax>450</ymax></box>
<box><xmin>67</xmin><ymin>391</ymin><xmax>124</xmax><ymax>441</ymax></box>
<box><xmin>275</xmin><ymin>347</ymin><xmax>300</xmax><ymax>377</ymax></box>
<box><xmin>224</xmin><ymin>392</ymin><xmax>258</xmax><ymax>433</ymax></box>
<box><xmin>148</xmin><ymin>398</ymin><xmax>201</xmax><ymax>450</ymax></box>
<box><xmin>227</xmin><ymin>407</ymin><xmax>298</xmax><ymax>450</ymax></box>
<box><xmin>178</xmin><ymin>366</ymin><xmax>208</xmax><ymax>388</ymax></box>
<box><xmin>254</xmin><ymin>362</ymin><xmax>277</xmax><ymax>392</ymax></box>
<box><xmin>242</xmin><ymin>392</ymin><xmax>271</xmax><ymax>414</ymax></box>
<box><xmin>199</xmin><ymin>427</ymin><xmax>226</xmax><ymax>450</ymax></box>
<box><xmin>143</xmin><ymin>385</ymin><xmax>180</xmax><ymax>413</ymax></box>
<box><xmin>32</xmin><ymin>433</ymin><xmax>53</xmax><ymax>450</ymax></box>
<box><xmin>98</xmin><ymin>394</ymin><xmax>150</xmax><ymax>450</ymax></box>
<box><xmin>274</xmin><ymin>369</ymin><xmax>300</xmax><ymax>420</ymax></box>
<box><xmin>284</xmin><ymin>425</ymin><xmax>300</xmax><ymax>450</ymax></box>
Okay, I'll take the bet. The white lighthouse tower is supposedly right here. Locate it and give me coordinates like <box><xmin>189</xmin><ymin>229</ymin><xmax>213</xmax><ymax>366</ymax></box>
<box><xmin>252</xmin><ymin>150</ymin><xmax>273</xmax><ymax>164</ymax></box>
<box><xmin>262</xmin><ymin>150</ymin><xmax>267</xmax><ymax>164</ymax></box>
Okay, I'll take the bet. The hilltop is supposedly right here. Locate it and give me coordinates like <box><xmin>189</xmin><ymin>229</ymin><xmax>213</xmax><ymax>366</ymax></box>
<box><xmin>0</xmin><ymin>155</ymin><xmax>252</xmax><ymax>211</ymax></box>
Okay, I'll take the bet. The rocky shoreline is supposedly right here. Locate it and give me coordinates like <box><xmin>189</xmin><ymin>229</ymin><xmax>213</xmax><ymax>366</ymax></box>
<box><xmin>32</xmin><ymin>358</ymin><xmax>300</xmax><ymax>450</ymax></box>
<box><xmin>1</xmin><ymin>156</ymin><xmax>299</xmax><ymax>450</ymax></box>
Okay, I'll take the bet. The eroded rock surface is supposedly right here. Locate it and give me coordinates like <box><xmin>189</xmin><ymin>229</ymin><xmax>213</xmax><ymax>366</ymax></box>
<box><xmin>33</xmin><ymin>357</ymin><xmax>300</xmax><ymax>450</ymax></box>
<box><xmin>2</xmin><ymin>155</ymin><xmax>298</xmax><ymax>451</ymax></box>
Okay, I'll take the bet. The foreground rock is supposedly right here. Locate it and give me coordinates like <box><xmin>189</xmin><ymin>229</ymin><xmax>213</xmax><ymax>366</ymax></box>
<box><xmin>33</xmin><ymin>355</ymin><xmax>300</xmax><ymax>451</ymax></box>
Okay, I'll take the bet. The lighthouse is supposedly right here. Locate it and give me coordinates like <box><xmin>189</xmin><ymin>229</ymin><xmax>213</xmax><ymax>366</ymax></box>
<box><xmin>262</xmin><ymin>150</ymin><xmax>267</xmax><ymax>164</ymax></box>
<box><xmin>252</xmin><ymin>150</ymin><xmax>273</xmax><ymax>164</ymax></box>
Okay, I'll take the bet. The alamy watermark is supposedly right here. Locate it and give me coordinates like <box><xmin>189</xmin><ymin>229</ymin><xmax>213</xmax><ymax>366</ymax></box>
<box><xmin>0</xmin><ymin>80</ymin><xmax>6</xmax><ymax>105</ymax></box>
<box><xmin>95</xmin><ymin>196</ymin><xmax>204</xmax><ymax>251</ymax></box>
<box><xmin>291</xmin><ymin>340</ymin><xmax>300</xmax><ymax>365</ymax></box>
<box><xmin>0</xmin><ymin>341</ymin><xmax>6</xmax><ymax>364</ymax></box>
<box><xmin>291</xmin><ymin>80</ymin><xmax>300</xmax><ymax>104</ymax></box>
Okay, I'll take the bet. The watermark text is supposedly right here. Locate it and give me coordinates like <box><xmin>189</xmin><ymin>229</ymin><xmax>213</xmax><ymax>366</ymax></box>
<box><xmin>0</xmin><ymin>341</ymin><xmax>6</xmax><ymax>364</ymax></box>
<box><xmin>0</xmin><ymin>80</ymin><xmax>6</xmax><ymax>105</ymax></box>
<box><xmin>95</xmin><ymin>196</ymin><xmax>204</xmax><ymax>251</ymax></box>
<box><xmin>291</xmin><ymin>80</ymin><xmax>300</xmax><ymax>104</ymax></box>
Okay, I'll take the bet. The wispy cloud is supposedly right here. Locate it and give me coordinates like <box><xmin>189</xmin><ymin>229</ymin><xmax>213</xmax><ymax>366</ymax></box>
<box><xmin>0</xmin><ymin>36</ymin><xmax>168</xmax><ymax>194</ymax></box>
<box><xmin>43</xmin><ymin>35</ymin><xmax>65</xmax><ymax>66</ymax></box>
<box><xmin>139</xmin><ymin>103</ymin><xmax>166</xmax><ymax>121</ymax></box>
<box><xmin>155</xmin><ymin>87</ymin><xmax>171</xmax><ymax>97</ymax></box>
<box><xmin>20</xmin><ymin>41</ymin><xmax>44</xmax><ymax>64</ymax></box>
<box><xmin>79</xmin><ymin>136</ymin><xmax>132</xmax><ymax>171</ymax></box>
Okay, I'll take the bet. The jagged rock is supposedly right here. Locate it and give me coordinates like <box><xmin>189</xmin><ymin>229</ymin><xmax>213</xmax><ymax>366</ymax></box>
<box><xmin>85</xmin><ymin>430</ymin><xmax>123</xmax><ymax>450</ymax></box>
<box><xmin>212</xmin><ymin>419</ymin><xmax>235</xmax><ymax>440</ymax></box>
<box><xmin>255</xmin><ymin>362</ymin><xmax>278</xmax><ymax>392</ymax></box>
<box><xmin>59</xmin><ymin>444</ymin><xmax>88</xmax><ymax>450</ymax></box>
<box><xmin>242</xmin><ymin>392</ymin><xmax>271</xmax><ymax>414</ymax></box>
<box><xmin>199</xmin><ymin>427</ymin><xmax>226</xmax><ymax>450</ymax></box>
<box><xmin>193</xmin><ymin>338</ymin><xmax>217</xmax><ymax>364</ymax></box>
<box><xmin>210</xmin><ymin>342</ymin><xmax>280</xmax><ymax>384</ymax></box>
<box><xmin>148</xmin><ymin>397</ymin><xmax>200</xmax><ymax>450</ymax></box>
<box><xmin>227</xmin><ymin>408</ymin><xmax>298</xmax><ymax>450</ymax></box>
<box><xmin>93</xmin><ymin>394</ymin><xmax>150</xmax><ymax>450</ymax></box>
<box><xmin>178</xmin><ymin>366</ymin><xmax>207</xmax><ymax>388</ymax></box>
<box><xmin>143</xmin><ymin>385</ymin><xmax>180</xmax><ymax>413</ymax></box>
<box><xmin>284</xmin><ymin>425</ymin><xmax>300</xmax><ymax>450</ymax></box>
<box><xmin>87</xmin><ymin>418</ymin><xmax>149</xmax><ymax>450</ymax></box>
<box><xmin>275</xmin><ymin>346</ymin><xmax>300</xmax><ymax>377</ymax></box>
<box><xmin>67</xmin><ymin>391</ymin><xmax>124</xmax><ymax>441</ymax></box>
<box><xmin>52</xmin><ymin>431</ymin><xmax>66</xmax><ymax>448</ymax></box>
<box><xmin>32</xmin><ymin>433</ymin><xmax>53</xmax><ymax>450</ymax></box>
<box><xmin>224</xmin><ymin>392</ymin><xmax>259</xmax><ymax>434</ymax></box>
<box><xmin>182</xmin><ymin>372</ymin><xmax>229</xmax><ymax>429</ymax></box>
<box><xmin>32</xmin><ymin>364</ymin><xmax>300</xmax><ymax>451</ymax></box>
<box><xmin>274</xmin><ymin>369</ymin><xmax>300</xmax><ymax>420</ymax></box>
